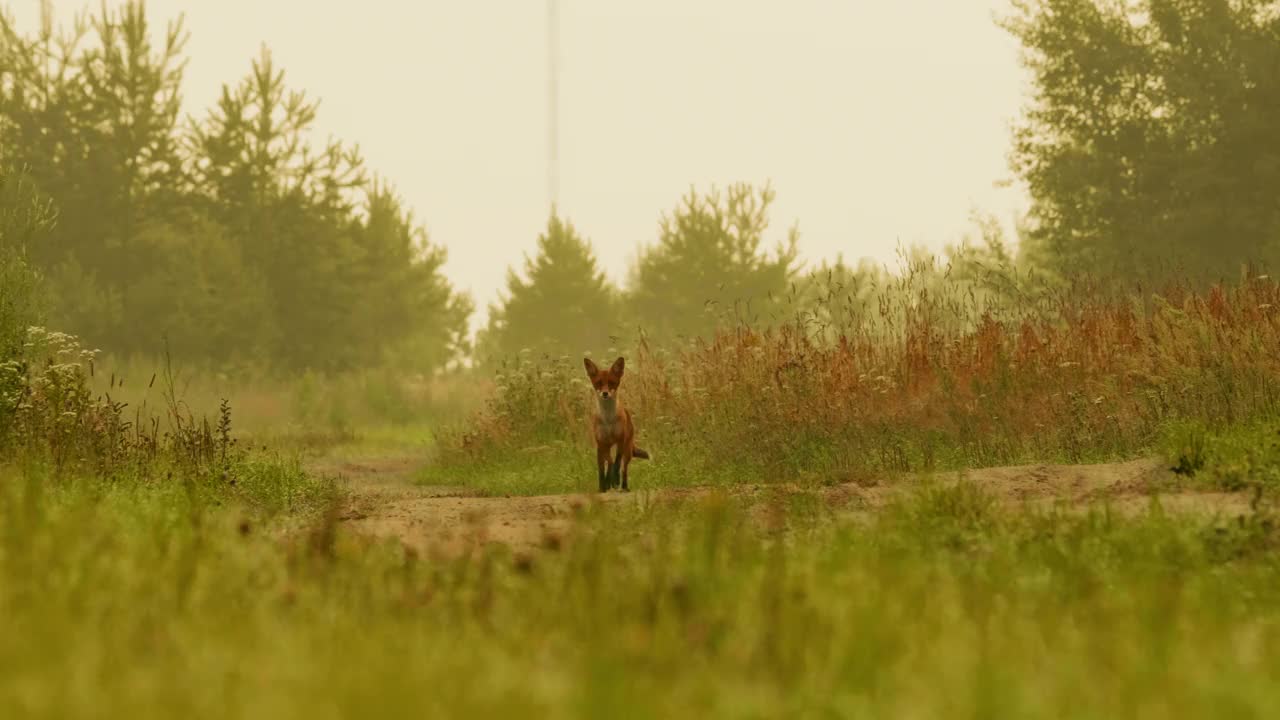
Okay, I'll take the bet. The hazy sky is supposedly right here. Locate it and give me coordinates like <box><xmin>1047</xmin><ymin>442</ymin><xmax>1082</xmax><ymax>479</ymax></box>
<box><xmin>12</xmin><ymin>1</ymin><xmax>1030</xmax><ymax>335</ymax></box>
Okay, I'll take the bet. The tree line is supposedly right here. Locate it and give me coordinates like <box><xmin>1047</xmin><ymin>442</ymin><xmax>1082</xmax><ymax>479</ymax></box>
<box><xmin>0</xmin><ymin>3</ymin><xmax>470</xmax><ymax>372</ymax></box>
<box><xmin>4</xmin><ymin>0</ymin><xmax>1279</xmax><ymax>375</ymax></box>
<box><xmin>1003</xmin><ymin>0</ymin><xmax>1280</xmax><ymax>283</ymax></box>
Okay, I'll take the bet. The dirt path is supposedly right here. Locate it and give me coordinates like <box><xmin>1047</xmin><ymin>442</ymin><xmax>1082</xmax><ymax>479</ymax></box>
<box><xmin>307</xmin><ymin>456</ymin><xmax>615</xmax><ymax>556</ymax></box>
<box><xmin>308</xmin><ymin>455</ymin><xmax>1258</xmax><ymax>556</ymax></box>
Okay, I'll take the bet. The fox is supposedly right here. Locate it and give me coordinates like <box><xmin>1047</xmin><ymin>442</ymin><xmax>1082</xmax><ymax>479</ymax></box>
<box><xmin>583</xmin><ymin>356</ymin><xmax>650</xmax><ymax>492</ymax></box>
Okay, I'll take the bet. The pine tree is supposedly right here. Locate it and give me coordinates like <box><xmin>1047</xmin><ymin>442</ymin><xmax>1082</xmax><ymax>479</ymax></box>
<box><xmin>1</xmin><ymin>1</ymin><xmax>190</xmax><ymax>347</ymax></box>
<box><xmin>477</xmin><ymin>212</ymin><xmax>620</xmax><ymax>365</ymax></box>
<box><xmin>627</xmin><ymin>182</ymin><xmax>799</xmax><ymax>342</ymax></box>
<box><xmin>0</xmin><ymin>162</ymin><xmax>54</xmax><ymax>361</ymax></box>
<box><xmin>352</xmin><ymin>180</ymin><xmax>473</xmax><ymax>372</ymax></box>
<box><xmin>185</xmin><ymin>45</ymin><xmax>365</xmax><ymax>367</ymax></box>
<box><xmin>1</xmin><ymin>3</ymin><xmax>472</xmax><ymax>372</ymax></box>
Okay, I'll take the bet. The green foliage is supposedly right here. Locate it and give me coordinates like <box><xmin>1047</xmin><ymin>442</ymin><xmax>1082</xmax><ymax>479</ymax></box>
<box><xmin>476</xmin><ymin>212</ymin><xmax>620</xmax><ymax>366</ymax></box>
<box><xmin>356</xmin><ymin>181</ymin><xmax>475</xmax><ymax>371</ymax></box>
<box><xmin>1163</xmin><ymin>419</ymin><xmax>1280</xmax><ymax>491</ymax></box>
<box><xmin>0</xmin><ymin>161</ymin><xmax>52</xmax><ymax>363</ymax></box>
<box><xmin>1167</xmin><ymin>419</ymin><xmax>1209</xmax><ymax>478</ymax></box>
<box><xmin>0</xmin><ymin>327</ymin><xmax>116</xmax><ymax>464</ymax></box>
<box><xmin>0</xmin><ymin>3</ymin><xmax>470</xmax><ymax>372</ymax></box>
<box><xmin>477</xmin><ymin>182</ymin><xmax>806</xmax><ymax>368</ymax></box>
<box><xmin>628</xmin><ymin>182</ymin><xmax>800</xmax><ymax>342</ymax></box>
<box><xmin>1003</xmin><ymin>0</ymin><xmax>1280</xmax><ymax>283</ymax></box>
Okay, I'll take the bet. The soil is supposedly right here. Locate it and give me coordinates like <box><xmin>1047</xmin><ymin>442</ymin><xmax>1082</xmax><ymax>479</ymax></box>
<box><xmin>307</xmin><ymin>455</ymin><xmax>1258</xmax><ymax>557</ymax></box>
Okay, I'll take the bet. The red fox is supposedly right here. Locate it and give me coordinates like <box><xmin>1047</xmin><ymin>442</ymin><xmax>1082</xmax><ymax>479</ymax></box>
<box><xmin>583</xmin><ymin>356</ymin><xmax>650</xmax><ymax>492</ymax></box>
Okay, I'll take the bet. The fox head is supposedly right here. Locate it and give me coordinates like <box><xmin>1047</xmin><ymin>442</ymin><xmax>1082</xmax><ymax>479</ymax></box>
<box><xmin>583</xmin><ymin>356</ymin><xmax>625</xmax><ymax>406</ymax></box>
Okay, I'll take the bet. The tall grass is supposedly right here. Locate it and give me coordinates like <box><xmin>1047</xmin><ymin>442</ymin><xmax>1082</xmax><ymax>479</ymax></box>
<box><xmin>3</xmin><ymin>476</ymin><xmax>1279</xmax><ymax>718</ymax></box>
<box><xmin>1</xmin><ymin>326</ymin><xmax>335</xmax><ymax>515</ymax></box>
<box><xmin>89</xmin><ymin>354</ymin><xmax>490</xmax><ymax>453</ymax></box>
<box><xmin>430</xmin><ymin>265</ymin><xmax>1280</xmax><ymax>495</ymax></box>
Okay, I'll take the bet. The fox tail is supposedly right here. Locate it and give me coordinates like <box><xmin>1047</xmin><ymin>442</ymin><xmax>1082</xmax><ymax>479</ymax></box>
<box><xmin>632</xmin><ymin>446</ymin><xmax>651</xmax><ymax>461</ymax></box>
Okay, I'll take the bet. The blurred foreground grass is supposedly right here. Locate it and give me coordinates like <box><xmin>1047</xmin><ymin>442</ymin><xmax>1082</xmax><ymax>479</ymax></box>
<box><xmin>3</xmin><ymin>460</ymin><xmax>1280</xmax><ymax>718</ymax></box>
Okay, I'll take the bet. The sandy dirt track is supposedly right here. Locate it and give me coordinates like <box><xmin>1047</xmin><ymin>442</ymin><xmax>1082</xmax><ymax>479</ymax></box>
<box><xmin>307</xmin><ymin>455</ymin><xmax>1258</xmax><ymax>557</ymax></box>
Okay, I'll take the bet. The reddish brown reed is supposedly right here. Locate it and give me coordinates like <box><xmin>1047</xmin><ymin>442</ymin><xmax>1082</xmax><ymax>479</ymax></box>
<box><xmin>449</xmin><ymin>275</ymin><xmax>1280</xmax><ymax>476</ymax></box>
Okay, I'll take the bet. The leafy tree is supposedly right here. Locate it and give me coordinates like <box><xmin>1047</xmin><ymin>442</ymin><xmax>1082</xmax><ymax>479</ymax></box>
<box><xmin>1003</xmin><ymin>0</ymin><xmax>1280</xmax><ymax>284</ymax></box>
<box><xmin>477</xmin><ymin>212</ymin><xmax>620</xmax><ymax>364</ymax></box>
<box><xmin>627</xmin><ymin>182</ymin><xmax>800</xmax><ymax>342</ymax></box>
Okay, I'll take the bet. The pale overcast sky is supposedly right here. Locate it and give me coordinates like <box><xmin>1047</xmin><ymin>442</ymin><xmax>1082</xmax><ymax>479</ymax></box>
<box><xmin>11</xmin><ymin>1</ymin><xmax>1030</xmax><ymax>335</ymax></box>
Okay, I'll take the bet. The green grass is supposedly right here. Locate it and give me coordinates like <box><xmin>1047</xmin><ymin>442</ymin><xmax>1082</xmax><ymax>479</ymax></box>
<box><xmin>1162</xmin><ymin>419</ymin><xmax>1280</xmax><ymax>492</ymax></box>
<box><xmin>88</xmin><ymin>354</ymin><xmax>487</xmax><ymax>441</ymax></box>
<box><xmin>417</xmin><ymin>414</ymin><xmax>1191</xmax><ymax>498</ymax></box>
<box><xmin>422</xmin><ymin>415</ymin><xmax>1280</xmax><ymax>499</ymax></box>
<box><xmin>5</xmin><ymin>462</ymin><xmax>1280</xmax><ymax>718</ymax></box>
<box><xmin>244</xmin><ymin>421</ymin><xmax>438</xmax><ymax>465</ymax></box>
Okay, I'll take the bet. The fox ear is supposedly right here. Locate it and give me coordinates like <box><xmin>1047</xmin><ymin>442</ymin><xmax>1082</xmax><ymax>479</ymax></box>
<box><xmin>583</xmin><ymin>357</ymin><xmax>599</xmax><ymax>377</ymax></box>
<box><xmin>610</xmin><ymin>356</ymin><xmax>625</xmax><ymax>377</ymax></box>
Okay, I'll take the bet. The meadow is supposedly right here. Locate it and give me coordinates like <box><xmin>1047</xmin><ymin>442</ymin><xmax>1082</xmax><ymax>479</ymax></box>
<box><xmin>6</xmin><ymin>0</ymin><xmax>1280</xmax><ymax>713</ymax></box>
<box><xmin>3</xmin><ymin>270</ymin><xmax>1280</xmax><ymax>718</ymax></box>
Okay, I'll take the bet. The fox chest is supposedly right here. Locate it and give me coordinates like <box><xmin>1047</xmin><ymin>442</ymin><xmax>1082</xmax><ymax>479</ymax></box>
<box><xmin>593</xmin><ymin>413</ymin><xmax>626</xmax><ymax>445</ymax></box>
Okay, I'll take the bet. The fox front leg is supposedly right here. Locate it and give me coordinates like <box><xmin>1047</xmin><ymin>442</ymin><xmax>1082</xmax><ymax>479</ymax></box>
<box><xmin>597</xmin><ymin>445</ymin><xmax>611</xmax><ymax>493</ymax></box>
<box><xmin>610</xmin><ymin>448</ymin><xmax>624</xmax><ymax>489</ymax></box>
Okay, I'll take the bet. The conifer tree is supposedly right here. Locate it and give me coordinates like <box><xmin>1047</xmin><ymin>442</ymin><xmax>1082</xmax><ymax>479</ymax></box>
<box><xmin>478</xmin><ymin>212</ymin><xmax>620</xmax><ymax>364</ymax></box>
<box><xmin>627</xmin><ymin>182</ymin><xmax>799</xmax><ymax>342</ymax></box>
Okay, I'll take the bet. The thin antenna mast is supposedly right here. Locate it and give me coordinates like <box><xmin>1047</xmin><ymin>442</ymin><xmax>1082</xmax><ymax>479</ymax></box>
<box><xmin>547</xmin><ymin>0</ymin><xmax>560</xmax><ymax>213</ymax></box>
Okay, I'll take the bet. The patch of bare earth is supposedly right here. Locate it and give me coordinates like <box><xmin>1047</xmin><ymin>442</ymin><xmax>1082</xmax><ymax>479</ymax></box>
<box><xmin>306</xmin><ymin>456</ymin><xmax>618</xmax><ymax>557</ymax></box>
<box><xmin>308</xmin><ymin>456</ymin><xmax>1256</xmax><ymax>557</ymax></box>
